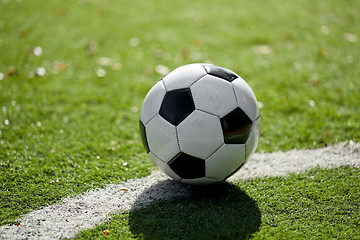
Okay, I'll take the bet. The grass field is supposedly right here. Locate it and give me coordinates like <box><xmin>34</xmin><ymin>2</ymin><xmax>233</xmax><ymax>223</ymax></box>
<box><xmin>74</xmin><ymin>167</ymin><xmax>359</xmax><ymax>239</ymax></box>
<box><xmin>0</xmin><ymin>0</ymin><xmax>359</xmax><ymax>239</ymax></box>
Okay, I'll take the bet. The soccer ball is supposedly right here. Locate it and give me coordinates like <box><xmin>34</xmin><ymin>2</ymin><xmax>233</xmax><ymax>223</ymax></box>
<box><xmin>139</xmin><ymin>63</ymin><xmax>260</xmax><ymax>185</ymax></box>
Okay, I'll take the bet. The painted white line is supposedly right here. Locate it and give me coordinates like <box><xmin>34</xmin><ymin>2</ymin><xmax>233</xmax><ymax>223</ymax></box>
<box><xmin>0</xmin><ymin>141</ymin><xmax>359</xmax><ymax>240</ymax></box>
<box><xmin>229</xmin><ymin>140</ymin><xmax>360</xmax><ymax>181</ymax></box>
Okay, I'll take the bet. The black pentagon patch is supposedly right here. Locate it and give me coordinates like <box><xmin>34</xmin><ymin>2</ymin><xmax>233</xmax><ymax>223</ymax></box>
<box><xmin>203</xmin><ymin>65</ymin><xmax>238</xmax><ymax>82</ymax></box>
<box><xmin>139</xmin><ymin>120</ymin><xmax>150</xmax><ymax>153</ymax></box>
<box><xmin>169</xmin><ymin>152</ymin><xmax>205</xmax><ymax>179</ymax></box>
<box><xmin>220</xmin><ymin>107</ymin><xmax>253</xmax><ymax>144</ymax></box>
<box><xmin>159</xmin><ymin>88</ymin><xmax>195</xmax><ymax>126</ymax></box>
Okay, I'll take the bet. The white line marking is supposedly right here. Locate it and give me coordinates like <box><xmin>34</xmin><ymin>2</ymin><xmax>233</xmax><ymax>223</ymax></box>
<box><xmin>0</xmin><ymin>141</ymin><xmax>359</xmax><ymax>240</ymax></box>
<box><xmin>229</xmin><ymin>140</ymin><xmax>360</xmax><ymax>181</ymax></box>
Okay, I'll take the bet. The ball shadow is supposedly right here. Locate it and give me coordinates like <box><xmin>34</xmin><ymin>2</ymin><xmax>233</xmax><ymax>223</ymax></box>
<box><xmin>129</xmin><ymin>180</ymin><xmax>261</xmax><ymax>240</ymax></box>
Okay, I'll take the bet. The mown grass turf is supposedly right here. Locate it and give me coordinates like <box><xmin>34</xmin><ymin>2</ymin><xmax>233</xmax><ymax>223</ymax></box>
<box><xmin>0</xmin><ymin>0</ymin><xmax>359</xmax><ymax>231</ymax></box>
<box><xmin>73</xmin><ymin>166</ymin><xmax>360</xmax><ymax>239</ymax></box>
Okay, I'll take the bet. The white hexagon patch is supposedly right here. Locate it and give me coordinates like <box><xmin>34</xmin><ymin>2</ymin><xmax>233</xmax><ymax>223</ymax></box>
<box><xmin>231</xmin><ymin>77</ymin><xmax>259</xmax><ymax>121</ymax></box>
<box><xmin>177</xmin><ymin>110</ymin><xmax>224</xmax><ymax>159</ymax></box>
<box><xmin>206</xmin><ymin>144</ymin><xmax>246</xmax><ymax>180</ymax></box>
<box><xmin>146</xmin><ymin>114</ymin><xmax>180</xmax><ymax>162</ymax></box>
<box><xmin>162</xmin><ymin>64</ymin><xmax>207</xmax><ymax>91</ymax></box>
<box><xmin>191</xmin><ymin>75</ymin><xmax>238</xmax><ymax>118</ymax></box>
<box><xmin>140</xmin><ymin>81</ymin><xmax>167</xmax><ymax>124</ymax></box>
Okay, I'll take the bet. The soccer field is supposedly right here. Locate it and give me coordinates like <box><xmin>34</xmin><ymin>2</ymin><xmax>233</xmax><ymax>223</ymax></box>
<box><xmin>0</xmin><ymin>0</ymin><xmax>359</xmax><ymax>239</ymax></box>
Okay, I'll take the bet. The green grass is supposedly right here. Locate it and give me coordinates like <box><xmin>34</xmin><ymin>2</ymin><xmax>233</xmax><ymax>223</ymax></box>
<box><xmin>73</xmin><ymin>166</ymin><xmax>360</xmax><ymax>239</ymax></box>
<box><xmin>0</xmin><ymin>0</ymin><xmax>359</xmax><ymax>237</ymax></box>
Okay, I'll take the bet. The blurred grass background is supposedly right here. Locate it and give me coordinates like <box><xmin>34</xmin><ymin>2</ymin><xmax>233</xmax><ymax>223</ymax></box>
<box><xmin>0</xmin><ymin>0</ymin><xmax>359</xmax><ymax>229</ymax></box>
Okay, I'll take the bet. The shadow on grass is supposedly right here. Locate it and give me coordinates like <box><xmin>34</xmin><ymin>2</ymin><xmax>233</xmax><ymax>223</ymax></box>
<box><xmin>129</xmin><ymin>180</ymin><xmax>261</xmax><ymax>240</ymax></box>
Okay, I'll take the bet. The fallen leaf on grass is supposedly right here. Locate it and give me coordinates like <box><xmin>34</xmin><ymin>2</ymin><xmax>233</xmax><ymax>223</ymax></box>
<box><xmin>33</xmin><ymin>46</ymin><xmax>43</xmax><ymax>56</ymax></box>
<box><xmin>103</xmin><ymin>229</ymin><xmax>109</xmax><ymax>237</ymax></box>
<box><xmin>318</xmin><ymin>47</ymin><xmax>326</xmax><ymax>58</ymax></box>
<box><xmin>253</xmin><ymin>45</ymin><xmax>273</xmax><ymax>55</ymax></box>
<box><xmin>343</xmin><ymin>33</ymin><xmax>357</xmax><ymax>43</ymax></box>
<box><xmin>155</xmin><ymin>65</ymin><xmax>170</xmax><ymax>75</ymax></box>
<box><xmin>6</xmin><ymin>66</ymin><xmax>18</xmax><ymax>77</ymax></box>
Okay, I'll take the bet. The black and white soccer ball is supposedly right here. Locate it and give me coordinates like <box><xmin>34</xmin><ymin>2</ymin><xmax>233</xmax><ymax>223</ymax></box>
<box><xmin>139</xmin><ymin>63</ymin><xmax>260</xmax><ymax>185</ymax></box>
